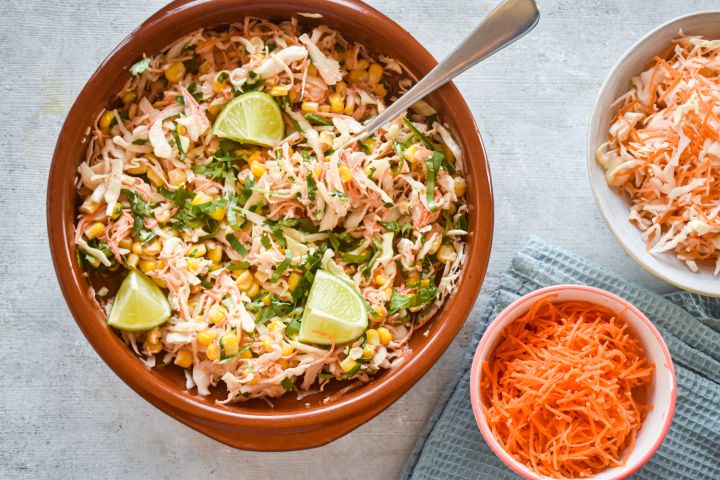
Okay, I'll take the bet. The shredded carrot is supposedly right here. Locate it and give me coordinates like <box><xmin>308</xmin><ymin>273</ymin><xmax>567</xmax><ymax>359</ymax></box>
<box><xmin>481</xmin><ymin>298</ymin><xmax>654</xmax><ymax>479</ymax></box>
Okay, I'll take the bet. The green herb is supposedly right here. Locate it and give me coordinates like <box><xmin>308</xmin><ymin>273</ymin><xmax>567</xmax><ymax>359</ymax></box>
<box><xmin>332</xmin><ymin>190</ymin><xmax>348</xmax><ymax>201</ymax></box>
<box><xmin>225</xmin><ymin>233</ymin><xmax>247</xmax><ymax>256</ymax></box>
<box><xmin>130</xmin><ymin>57</ymin><xmax>151</xmax><ymax>76</ymax></box>
<box><xmin>304</xmin><ymin>113</ymin><xmax>332</xmax><ymax>126</ymax></box>
<box><xmin>184</xmin><ymin>54</ymin><xmax>200</xmax><ymax>75</ymax></box>
<box><xmin>121</xmin><ymin>188</ymin><xmax>154</xmax><ymax>237</ymax></box>
<box><xmin>306</xmin><ymin>173</ymin><xmax>317</xmax><ymax>201</ymax></box>
<box><xmin>402</xmin><ymin>117</ymin><xmax>434</xmax><ymax>149</ymax></box>
<box><xmin>387</xmin><ymin>285</ymin><xmax>438</xmax><ymax>315</ymax></box>
<box><xmin>250</xmin><ymin>296</ymin><xmax>294</xmax><ymax>325</ymax></box>
<box><xmin>284</xmin><ymin>111</ymin><xmax>302</xmax><ymax>133</ymax></box>
<box><xmin>359</xmin><ymin>140</ymin><xmax>371</xmax><ymax>154</ymax></box>
<box><xmin>270</xmin><ymin>250</ymin><xmax>293</xmax><ymax>283</ymax></box>
<box><xmin>170</xmin><ymin>122</ymin><xmax>185</xmax><ymax>161</ymax></box>
<box><xmin>425</xmin><ymin>150</ymin><xmax>444</xmax><ymax>212</ymax></box>
<box><xmin>281</xmin><ymin>377</ymin><xmax>298</xmax><ymax>391</ymax></box>
<box><xmin>339</xmin><ymin>250</ymin><xmax>372</xmax><ymax>264</ymax></box>
<box><xmin>341</xmin><ymin>362</ymin><xmax>362</xmax><ymax>378</ymax></box>
<box><xmin>131</xmin><ymin>138</ymin><xmax>149</xmax><ymax>145</ymax></box>
<box><xmin>265</xmin><ymin>221</ymin><xmax>288</xmax><ymax>249</ymax></box>
<box><xmin>285</xmin><ymin>318</ymin><xmax>301</xmax><ymax>339</ymax></box>
<box><xmin>217</xmin><ymin>71</ymin><xmax>229</xmax><ymax>83</ymax></box>
<box><xmin>227</xmin><ymin>262</ymin><xmax>250</xmax><ymax>271</ymax></box>
<box><xmin>379</xmin><ymin>221</ymin><xmax>400</xmax><ymax>232</ymax></box>
<box><xmin>260</xmin><ymin>235</ymin><xmax>271</xmax><ymax>249</ymax></box>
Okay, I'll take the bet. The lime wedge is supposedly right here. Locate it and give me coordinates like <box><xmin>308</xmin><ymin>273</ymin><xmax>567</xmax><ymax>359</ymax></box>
<box><xmin>107</xmin><ymin>270</ymin><xmax>171</xmax><ymax>331</ymax></box>
<box><xmin>212</xmin><ymin>91</ymin><xmax>285</xmax><ymax>147</ymax></box>
<box><xmin>298</xmin><ymin>270</ymin><xmax>368</xmax><ymax>345</ymax></box>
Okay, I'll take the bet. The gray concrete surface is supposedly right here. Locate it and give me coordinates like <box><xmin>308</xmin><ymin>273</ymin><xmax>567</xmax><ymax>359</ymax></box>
<box><xmin>1</xmin><ymin>1</ymin><xmax>715</xmax><ymax>478</ymax></box>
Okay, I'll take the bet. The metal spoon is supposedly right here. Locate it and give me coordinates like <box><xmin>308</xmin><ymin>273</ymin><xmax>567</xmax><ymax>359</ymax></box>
<box><xmin>358</xmin><ymin>0</ymin><xmax>539</xmax><ymax>138</ymax></box>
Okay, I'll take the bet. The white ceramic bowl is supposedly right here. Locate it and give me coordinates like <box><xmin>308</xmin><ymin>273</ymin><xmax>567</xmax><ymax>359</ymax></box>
<box><xmin>587</xmin><ymin>11</ymin><xmax>720</xmax><ymax>297</ymax></box>
<box><xmin>470</xmin><ymin>285</ymin><xmax>676</xmax><ymax>480</ymax></box>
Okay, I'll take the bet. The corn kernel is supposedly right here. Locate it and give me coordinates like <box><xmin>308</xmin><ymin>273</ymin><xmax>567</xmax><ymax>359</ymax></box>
<box><xmin>208</xmin><ymin>206</ymin><xmax>226</xmax><ymax>221</ymax></box>
<box><xmin>319</xmin><ymin>105</ymin><xmax>330</xmax><ymax>113</ymax></box>
<box><xmin>99</xmin><ymin>111</ymin><xmax>115</xmax><ymax>131</ymax></box>
<box><xmin>313</xmin><ymin>163</ymin><xmax>323</xmax><ymax>178</ymax></box>
<box><xmin>176</xmin><ymin>124</ymin><xmax>187</xmax><ymax>136</ymax></box>
<box><xmin>239</xmin><ymin>348</ymin><xmax>253</xmax><ymax>359</ymax></box>
<box><xmin>199</xmin><ymin>60</ymin><xmax>212</xmax><ymax>74</ymax></box>
<box><xmin>110</xmin><ymin>202</ymin><xmax>123</xmax><ymax>219</ymax></box>
<box><xmin>373</xmin><ymin>271</ymin><xmax>389</xmax><ymax>287</ymax></box>
<box><xmin>126</xmin><ymin>253</ymin><xmax>139</xmax><ymax>269</ymax></box>
<box><xmin>307</xmin><ymin>64</ymin><xmax>318</xmax><ymax>77</ymax></box>
<box><xmin>206</xmin><ymin>244</ymin><xmax>223</xmax><ymax>264</ymax></box>
<box><xmin>220</xmin><ymin>332</ymin><xmax>239</xmax><ymax>356</ymax></box>
<box><xmin>260</xmin><ymin>335</ymin><xmax>274</xmax><ymax>352</ymax></box>
<box><xmin>421</xmin><ymin>278</ymin><xmax>432</xmax><ymax>289</ymax></box>
<box><xmin>319</xmin><ymin>130</ymin><xmax>335</xmax><ymax>151</ymax></box>
<box><xmin>343</xmin><ymin>98</ymin><xmax>355</xmax><ymax>115</ymax></box>
<box><xmin>128</xmin><ymin>103</ymin><xmax>138</xmax><ymax>120</ymax></box>
<box><xmin>404</xmin><ymin>145</ymin><xmax>419</xmax><ymax>164</ymax></box>
<box><xmin>143</xmin><ymin>238</ymin><xmax>162</xmax><ymax>256</ymax></box>
<box><xmin>368</xmin><ymin>63</ymin><xmax>384</xmax><ymax>84</ymax></box>
<box><xmin>288</xmin><ymin>89</ymin><xmax>299</xmax><ymax>103</ymax></box>
<box><xmin>287</xmin><ymin>271</ymin><xmax>302</xmax><ymax>292</ymax></box>
<box><xmin>235</xmin><ymin>271</ymin><xmax>254</xmax><ymax>291</ymax></box>
<box><xmin>268</xmin><ymin>320</ymin><xmax>285</xmax><ymax>333</ymax></box>
<box><xmin>164</xmin><ymin>62</ymin><xmax>186</xmax><ymax>83</ymax></box>
<box><xmin>335</xmin><ymin>81</ymin><xmax>347</xmax><ymax>94</ymax></box>
<box><xmin>197</xmin><ymin>330</ymin><xmax>216</xmax><ymax>346</ymax></box>
<box><xmin>377</xmin><ymin>327</ymin><xmax>392</xmax><ymax>345</ymax></box>
<box><xmin>281</xmin><ymin>343</ymin><xmax>294</xmax><ymax>356</ymax></box>
<box><xmin>454</xmin><ymin>177</ymin><xmax>467</xmax><ymax>197</ymax></box>
<box><xmin>121</xmin><ymin>92</ymin><xmax>137</xmax><ymax>105</ymax></box>
<box><xmin>84</xmin><ymin>222</ymin><xmax>105</xmax><ymax>240</ymax></box>
<box><xmin>144</xmin><ymin>340</ymin><xmax>163</xmax><ymax>354</ymax></box>
<box><xmin>126</xmin><ymin>164</ymin><xmax>147</xmax><ymax>175</ymax></box>
<box><xmin>356</xmin><ymin>59</ymin><xmax>369</xmax><ymax>70</ymax></box>
<box><xmin>129</xmin><ymin>241</ymin><xmax>142</xmax><ymax>256</ymax></box>
<box><xmin>277</xmin><ymin>358</ymin><xmax>289</xmax><ymax>369</ymax></box>
<box><xmin>187</xmin><ymin>243</ymin><xmax>207</xmax><ymax>258</ymax></box>
<box><xmin>208</xmin><ymin>103</ymin><xmax>223</xmax><ymax>118</ymax></box>
<box><xmin>119</xmin><ymin>237</ymin><xmax>133</xmax><ymax>250</ymax></box>
<box><xmin>373</xmin><ymin>83</ymin><xmax>387</xmax><ymax>97</ymax></box>
<box><xmin>245</xmin><ymin>371</ymin><xmax>259</xmax><ymax>384</ymax></box>
<box><xmin>327</xmin><ymin>93</ymin><xmax>344</xmax><ymax>113</ymax></box>
<box><xmin>362</xmin><ymin>344</ymin><xmax>375</xmax><ymax>359</ymax></box>
<box><xmin>338</xmin><ymin>165</ymin><xmax>353</xmax><ymax>183</ymax></box>
<box><xmin>250</xmin><ymin>161</ymin><xmax>266</xmax><ymax>179</ymax></box>
<box><xmin>437</xmin><ymin>245</ymin><xmax>456</xmax><ymax>264</ymax></box>
<box><xmin>301</xmin><ymin>101</ymin><xmax>319</xmax><ymax>113</ymax></box>
<box><xmin>365</xmin><ymin>328</ymin><xmax>380</xmax><ymax>346</ymax></box>
<box><xmin>186</xmin><ymin>257</ymin><xmax>201</xmax><ymax>271</ymax></box>
<box><xmin>168</xmin><ymin>168</ymin><xmax>186</xmax><ymax>186</ymax></box>
<box><xmin>349</xmin><ymin>69</ymin><xmax>368</xmax><ymax>84</ymax></box>
<box><xmin>270</xmin><ymin>86</ymin><xmax>289</xmax><ymax>96</ymax></box>
<box><xmin>340</xmin><ymin>357</ymin><xmax>357</xmax><ymax>373</ymax></box>
<box><xmin>384</xmin><ymin>287</ymin><xmax>393</xmax><ymax>300</ymax></box>
<box><xmin>80</xmin><ymin>198</ymin><xmax>100</xmax><ymax>214</ymax></box>
<box><xmin>209</xmin><ymin>305</ymin><xmax>227</xmax><ymax>324</ymax></box>
<box><xmin>138</xmin><ymin>259</ymin><xmax>156</xmax><ymax>273</ymax></box>
<box><xmin>146</xmin><ymin>168</ymin><xmax>164</xmax><ymax>186</ymax></box>
<box><xmin>191</xmin><ymin>191</ymin><xmax>213</xmax><ymax>206</ymax></box>
<box><xmin>174</xmin><ymin>349</ymin><xmax>193</xmax><ymax>368</ymax></box>
<box><xmin>261</xmin><ymin>294</ymin><xmax>272</xmax><ymax>306</ymax></box>
<box><xmin>246</xmin><ymin>282</ymin><xmax>260</xmax><ymax>299</ymax></box>
<box><xmin>206</xmin><ymin>343</ymin><xmax>220</xmax><ymax>361</ymax></box>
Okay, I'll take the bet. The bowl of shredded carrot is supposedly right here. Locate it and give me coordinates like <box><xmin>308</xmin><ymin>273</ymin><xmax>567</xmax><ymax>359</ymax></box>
<box><xmin>588</xmin><ymin>12</ymin><xmax>720</xmax><ymax>297</ymax></box>
<box><xmin>470</xmin><ymin>285</ymin><xmax>676</xmax><ymax>480</ymax></box>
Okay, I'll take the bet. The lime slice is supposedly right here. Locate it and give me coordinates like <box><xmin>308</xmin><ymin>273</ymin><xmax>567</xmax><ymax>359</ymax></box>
<box><xmin>298</xmin><ymin>270</ymin><xmax>368</xmax><ymax>345</ymax></box>
<box><xmin>107</xmin><ymin>270</ymin><xmax>171</xmax><ymax>331</ymax></box>
<box><xmin>212</xmin><ymin>91</ymin><xmax>285</xmax><ymax>147</ymax></box>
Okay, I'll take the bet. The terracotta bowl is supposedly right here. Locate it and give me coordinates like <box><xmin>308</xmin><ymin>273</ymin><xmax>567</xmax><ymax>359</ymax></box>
<box><xmin>47</xmin><ymin>0</ymin><xmax>493</xmax><ymax>450</ymax></box>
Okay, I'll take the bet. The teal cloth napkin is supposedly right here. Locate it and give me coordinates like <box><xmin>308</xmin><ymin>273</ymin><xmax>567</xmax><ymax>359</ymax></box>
<box><xmin>401</xmin><ymin>237</ymin><xmax>720</xmax><ymax>480</ymax></box>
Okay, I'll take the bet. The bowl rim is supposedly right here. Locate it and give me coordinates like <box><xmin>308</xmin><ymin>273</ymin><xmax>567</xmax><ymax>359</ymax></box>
<box><xmin>46</xmin><ymin>0</ymin><xmax>494</xmax><ymax>450</ymax></box>
<box><xmin>469</xmin><ymin>284</ymin><xmax>677</xmax><ymax>480</ymax></box>
<box><xmin>586</xmin><ymin>10</ymin><xmax>720</xmax><ymax>298</ymax></box>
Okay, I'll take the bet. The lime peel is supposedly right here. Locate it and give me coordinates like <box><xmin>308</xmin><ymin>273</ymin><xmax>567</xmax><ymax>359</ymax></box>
<box><xmin>107</xmin><ymin>270</ymin><xmax>171</xmax><ymax>331</ymax></box>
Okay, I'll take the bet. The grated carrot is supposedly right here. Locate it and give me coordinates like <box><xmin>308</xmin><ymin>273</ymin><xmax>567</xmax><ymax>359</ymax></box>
<box><xmin>481</xmin><ymin>297</ymin><xmax>654</xmax><ymax>478</ymax></box>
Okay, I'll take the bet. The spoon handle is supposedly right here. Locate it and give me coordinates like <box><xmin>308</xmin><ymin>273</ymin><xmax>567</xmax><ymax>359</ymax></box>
<box><xmin>361</xmin><ymin>0</ymin><xmax>539</xmax><ymax>136</ymax></box>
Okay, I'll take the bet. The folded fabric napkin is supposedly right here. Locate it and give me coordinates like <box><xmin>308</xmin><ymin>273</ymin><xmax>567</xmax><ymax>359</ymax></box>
<box><xmin>401</xmin><ymin>237</ymin><xmax>720</xmax><ymax>480</ymax></box>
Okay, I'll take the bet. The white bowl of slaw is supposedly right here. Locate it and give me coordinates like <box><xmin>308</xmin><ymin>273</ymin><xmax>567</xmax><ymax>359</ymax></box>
<box><xmin>588</xmin><ymin>11</ymin><xmax>720</xmax><ymax>297</ymax></box>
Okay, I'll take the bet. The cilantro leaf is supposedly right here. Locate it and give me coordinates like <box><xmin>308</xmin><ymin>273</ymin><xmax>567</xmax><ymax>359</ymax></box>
<box><xmin>387</xmin><ymin>285</ymin><xmax>438</xmax><ymax>315</ymax></box>
<box><xmin>130</xmin><ymin>57</ymin><xmax>151</xmax><ymax>76</ymax></box>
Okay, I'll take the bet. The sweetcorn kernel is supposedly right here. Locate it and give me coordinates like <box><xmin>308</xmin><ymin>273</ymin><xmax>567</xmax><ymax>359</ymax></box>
<box><xmin>197</xmin><ymin>330</ymin><xmax>216</xmax><ymax>346</ymax></box>
<box><xmin>338</xmin><ymin>165</ymin><xmax>353</xmax><ymax>183</ymax></box>
<box><xmin>174</xmin><ymin>349</ymin><xmax>193</xmax><ymax>368</ymax></box>
<box><xmin>340</xmin><ymin>357</ymin><xmax>357</xmax><ymax>373</ymax></box>
<box><xmin>365</xmin><ymin>329</ymin><xmax>380</xmax><ymax>346</ymax></box>
<box><xmin>221</xmin><ymin>332</ymin><xmax>240</xmax><ymax>356</ymax></box>
<box><xmin>377</xmin><ymin>327</ymin><xmax>392</xmax><ymax>345</ymax></box>
<box><xmin>206</xmin><ymin>343</ymin><xmax>220</xmax><ymax>361</ymax></box>
<box><xmin>164</xmin><ymin>62</ymin><xmax>186</xmax><ymax>83</ymax></box>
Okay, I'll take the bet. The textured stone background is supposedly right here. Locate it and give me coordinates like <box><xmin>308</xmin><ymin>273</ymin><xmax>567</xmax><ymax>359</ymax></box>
<box><xmin>1</xmin><ymin>1</ymin><xmax>715</xmax><ymax>478</ymax></box>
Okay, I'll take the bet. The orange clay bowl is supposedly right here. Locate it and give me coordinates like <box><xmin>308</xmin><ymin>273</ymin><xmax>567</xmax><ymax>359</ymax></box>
<box><xmin>46</xmin><ymin>0</ymin><xmax>493</xmax><ymax>451</ymax></box>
